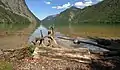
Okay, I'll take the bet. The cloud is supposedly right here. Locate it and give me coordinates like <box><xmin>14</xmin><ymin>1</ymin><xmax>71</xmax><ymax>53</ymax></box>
<box><xmin>84</xmin><ymin>1</ymin><xmax>93</xmax><ymax>6</ymax></box>
<box><xmin>52</xmin><ymin>0</ymin><xmax>103</xmax><ymax>9</ymax></box>
<box><xmin>44</xmin><ymin>1</ymin><xmax>51</xmax><ymax>4</ymax></box>
<box><xmin>52</xmin><ymin>2</ymin><xmax>71</xmax><ymax>9</ymax></box>
<box><xmin>96</xmin><ymin>0</ymin><xmax>103</xmax><ymax>1</ymax></box>
<box><xmin>84</xmin><ymin>0</ymin><xmax>92</xmax><ymax>2</ymax></box>
<box><xmin>74</xmin><ymin>0</ymin><xmax>93</xmax><ymax>8</ymax></box>
<box><xmin>52</xmin><ymin>6</ymin><xmax>57</xmax><ymax>8</ymax></box>
<box><xmin>92</xmin><ymin>0</ymin><xmax>103</xmax><ymax>4</ymax></box>
<box><xmin>74</xmin><ymin>2</ymin><xmax>84</xmax><ymax>8</ymax></box>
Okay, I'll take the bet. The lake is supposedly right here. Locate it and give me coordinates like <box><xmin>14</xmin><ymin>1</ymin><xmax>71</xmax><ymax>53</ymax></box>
<box><xmin>55</xmin><ymin>25</ymin><xmax>120</xmax><ymax>38</ymax></box>
<box><xmin>29</xmin><ymin>25</ymin><xmax>109</xmax><ymax>52</ymax></box>
<box><xmin>28</xmin><ymin>25</ymin><xmax>48</xmax><ymax>42</ymax></box>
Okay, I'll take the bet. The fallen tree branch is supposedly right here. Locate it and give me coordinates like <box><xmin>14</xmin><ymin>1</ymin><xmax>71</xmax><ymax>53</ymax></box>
<box><xmin>57</xmin><ymin>37</ymin><xmax>120</xmax><ymax>51</ymax></box>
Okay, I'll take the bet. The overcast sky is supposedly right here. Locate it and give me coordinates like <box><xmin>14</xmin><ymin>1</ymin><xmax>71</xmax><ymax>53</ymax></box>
<box><xmin>25</xmin><ymin>0</ymin><xmax>103</xmax><ymax>20</ymax></box>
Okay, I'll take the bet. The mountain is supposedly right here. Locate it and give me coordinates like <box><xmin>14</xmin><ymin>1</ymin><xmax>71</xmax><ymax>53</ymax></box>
<box><xmin>0</xmin><ymin>0</ymin><xmax>40</xmax><ymax>31</ymax></box>
<box><xmin>42</xmin><ymin>6</ymin><xmax>80</xmax><ymax>27</ymax></box>
<box><xmin>42</xmin><ymin>15</ymin><xmax>57</xmax><ymax>22</ymax></box>
<box><xmin>42</xmin><ymin>0</ymin><xmax>120</xmax><ymax>27</ymax></box>
<box><xmin>73</xmin><ymin>0</ymin><xmax>120</xmax><ymax>24</ymax></box>
<box><xmin>0</xmin><ymin>0</ymin><xmax>41</xmax><ymax>49</ymax></box>
<box><xmin>41</xmin><ymin>14</ymin><xmax>58</xmax><ymax>26</ymax></box>
<box><xmin>54</xmin><ymin>6</ymin><xmax>80</xmax><ymax>26</ymax></box>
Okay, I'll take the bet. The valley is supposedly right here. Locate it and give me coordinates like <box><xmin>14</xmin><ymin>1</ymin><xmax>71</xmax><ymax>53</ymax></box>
<box><xmin>0</xmin><ymin>0</ymin><xmax>120</xmax><ymax>70</ymax></box>
<box><xmin>42</xmin><ymin>0</ymin><xmax>120</xmax><ymax>38</ymax></box>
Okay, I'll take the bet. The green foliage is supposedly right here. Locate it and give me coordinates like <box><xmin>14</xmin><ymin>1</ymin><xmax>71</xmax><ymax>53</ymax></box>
<box><xmin>0</xmin><ymin>1</ymin><xmax>6</xmax><ymax>7</ymax></box>
<box><xmin>42</xmin><ymin>0</ymin><xmax>120</xmax><ymax>27</ymax></box>
<box><xmin>28</xmin><ymin>45</ymin><xmax>35</xmax><ymax>55</ymax></box>
<box><xmin>0</xmin><ymin>60</ymin><xmax>13</xmax><ymax>70</ymax></box>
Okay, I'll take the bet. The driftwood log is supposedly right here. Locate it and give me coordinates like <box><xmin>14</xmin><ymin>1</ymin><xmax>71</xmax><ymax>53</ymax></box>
<box><xmin>37</xmin><ymin>47</ymin><xmax>91</xmax><ymax>63</ymax></box>
<box><xmin>57</xmin><ymin>37</ymin><xmax>119</xmax><ymax>51</ymax></box>
<box><xmin>31</xmin><ymin>27</ymin><xmax>91</xmax><ymax>63</ymax></box>
<box><xmin>31</xmin><ymin>25</ymin><xmax>120</xmax><ymax>64</ymax></box>
<box><xmin>57</xmin><ymin>37</ymin><xmax>120</xmax><ymax>57</ymax></box>
<box><xmin>88</xmin><ymin>37</ymin><xmax>120</xmax><ymax>57</ymax></box>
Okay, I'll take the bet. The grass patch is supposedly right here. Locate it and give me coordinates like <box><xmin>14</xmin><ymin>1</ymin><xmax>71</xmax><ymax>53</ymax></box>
<box><xmin>0</xmin><ymin>60</ymin><xmax>13</xmax><ymax>70</ymax></box>
<box><xmin>28</xmin><ymin>45</ymin><xmax>35</xmax><ymax>55</ymax></box>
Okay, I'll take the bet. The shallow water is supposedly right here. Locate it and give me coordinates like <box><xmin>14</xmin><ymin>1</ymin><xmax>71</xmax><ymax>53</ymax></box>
<box><xmin>29</xmin><ymin>25</ymin><xmax>109</xmax><ymax>52</ymax></box>
<box><xmin>28</xmin><ymin>25</ymin><xmax>48</xmax><ymax>42</ymax></box>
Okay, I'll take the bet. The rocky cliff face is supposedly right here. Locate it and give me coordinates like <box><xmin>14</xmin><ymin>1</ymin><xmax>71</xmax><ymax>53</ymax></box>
<box><xmin>0</xmin><ymin>0</ymin><xmax>40</xmax><ymax>49</ymax></box>
<box><xmin>0</xmin><ymin>0</ymin><xmax>36</xmax><ymax>22</ymax></box>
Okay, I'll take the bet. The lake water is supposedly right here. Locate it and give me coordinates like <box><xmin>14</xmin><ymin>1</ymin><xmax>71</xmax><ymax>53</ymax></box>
<box><xmin>28</xmin><ymin>25</ymin><xmax>48</xmax><ymax>42</ymax></box>
<box><xmin>29</xmin><ymin>25</ymin><xmax>109</xmax><ymax>52</ymax></box>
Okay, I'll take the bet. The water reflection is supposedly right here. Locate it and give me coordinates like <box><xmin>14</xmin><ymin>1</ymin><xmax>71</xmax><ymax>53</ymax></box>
<box><xmin>28</xmin><ymin>25</ymin><xmax>109</xmax><ymax>52</ymax></box>
<box><xmin>28</xmin><ymin>25</ymin><xmax>48</xmax><ymax>42</ymax></box>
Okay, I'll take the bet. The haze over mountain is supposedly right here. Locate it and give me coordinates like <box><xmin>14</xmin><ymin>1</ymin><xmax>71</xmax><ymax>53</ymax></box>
<box><xmin>42</xmin><ymin>0</ymin><xmax>120</xmax><ymax>27</ymax></box>
<box><xmin>41</xmin><ymin>14</ymin><xmax>58</xmax><ymax>25</ymax></box>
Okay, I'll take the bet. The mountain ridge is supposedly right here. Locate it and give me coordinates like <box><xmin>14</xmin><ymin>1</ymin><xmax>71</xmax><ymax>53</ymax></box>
<box><xmin>0</xmin><ymin>0</ymin><xmax>40</xmax><ymax>49</ymax></box>
<box><xmin>42</xmin><ymin>0</ymin><xmax>120</xmax><ymax>27</ymax></box>
<box><xmin>0</xmin><ymin>0</ymin><xmax>40</xmax><ymax>31</ymax></box>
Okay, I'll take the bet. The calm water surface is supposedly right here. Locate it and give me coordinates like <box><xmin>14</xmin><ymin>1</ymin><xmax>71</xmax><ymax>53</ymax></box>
<box><xmin>29</xmin><ymin>25</ymin><xmax>109</xmax><ymax>52</ymax></box>
<box><xmin>28</xmin><ymin>25</ymin><xmax>48</xmax><ymax>42</ymax></box>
